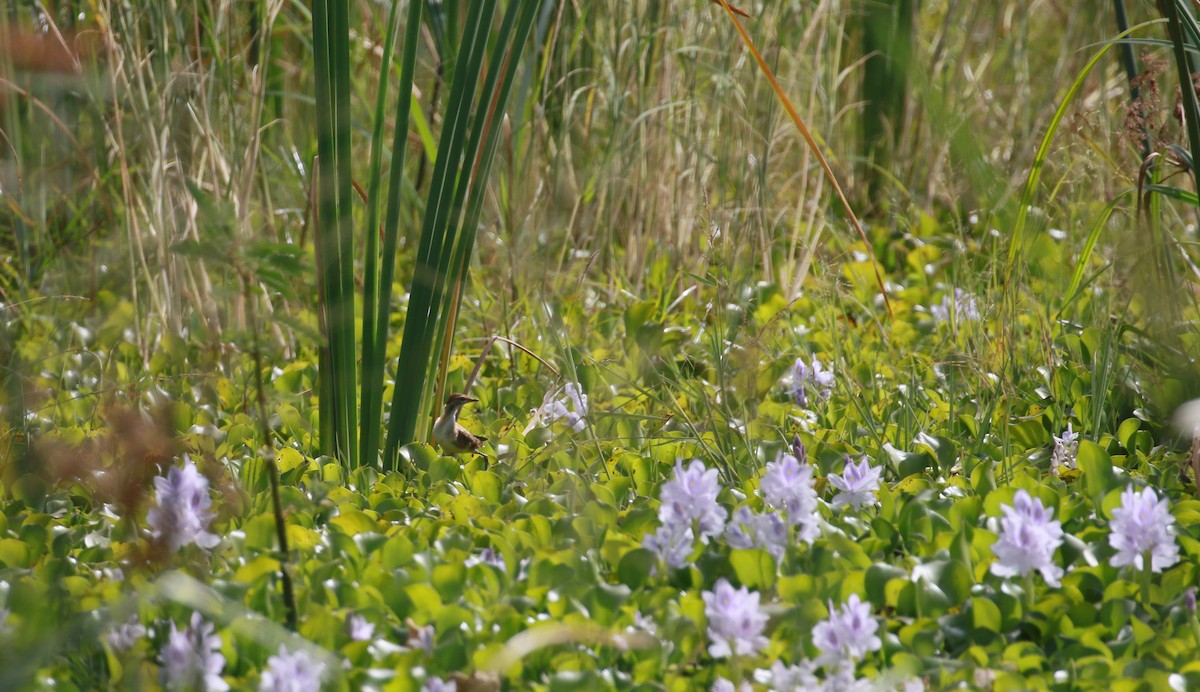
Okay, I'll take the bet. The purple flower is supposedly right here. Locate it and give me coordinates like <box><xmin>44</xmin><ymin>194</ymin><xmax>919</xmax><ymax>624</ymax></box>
<box><xmin>346</xmin><ymin>614</ymin><xmax>374</xmax><ymax>642</ymax></box>
<box><xmin>711</xmin><ymin>678</ymin><xmax>752</xmax><ymax>692</ymax></box>
<box><xmin>791</xmin><ymin>435</ymin><xmax>808</xmax><ymax>464</ymax></box>
<box><xmin>523</xmin><ymin>382</ymin><xmax>588</xmax><ymax>434</ymax></box>
<box><xmin>724</xmin><ymin>507</ymin><xmax>787</xmax><ymax>559</ymax></box>
<box><xmin>764</xmin><ymin>659</ymin><xmax>820</xmax><ymax>690</ymax></box>
<box><xmin>160</xmin><ymin>612</ymin><xmax>228</xmax><ymax>691</ymax></box>
<box><xmin>1051</xmin><ymin>423</ymin><xmax>1079</xmax><ymax>474</ymax></box>
<box><xmin>812</xmin><ymin>594</ymin><xmax>880</xmax><ymax>664</ymax></box>
<box><xmin>104</xmin><ymin>614</ymin><xmax>147</xmax><ymax>652</ymax></box>
<box><xmin>408</xmin><ymin>621</ymin><xmax>436</xmax><ymax>656</ymax></box>
<box><xmin>421</xmin><ymin>678</ymin><xmax>457</xmax><ymax>692</ymax></box>
<box><xmin>702</xmin><ymin>578</ymin><xmax>769</xmax><ymax>658</ymax></box>
<box><xmin>465</xmin><ymin>547</ymin><xmax>507</xmax><ymax>572</ymax></box>
<box><xmin>931</xmin><ymin>288</ymin><xmax>980</xmax><ymax>324</ymax></box>
<box><xmin>643</xmin><ymin>522</ymin><xmax>695</xmax><ymax>569</ymax></box>
<box><xmin>260</xmin><ymin>645</ymin><xmax>325</xmax><ymax>692</ymax></box>
<box><xmin>989</xmin><ymin>490</ymin><xmax>1064</xmax><ymax>586</ymax></box>
<box><xmin>828</xmin><ymin>457</ymin><xmax>882</xmax><ymax>510</ymax></box>
<box><xmin>659</xmin><ymin>460</ymin><xmax>727</xmax><ymax>542</ymax></box>
<box><xmin>147</xmin><ymin>456</ymin><xmax>220</xmax><ymax>552</ymax></box>
<box><xmin>761</xmin><ymin>452</ymin><xmax>819</xmax><ymax>543</ymax></box>
<box><xmin>790</xmin><ymin>357</ymin><xmax>835</xmax><ymax>407</ymax></box>
<box><xmin>1108</xmin><ymin>486</ymin><xmax>1180</xmax><ymax>572</ymax></box>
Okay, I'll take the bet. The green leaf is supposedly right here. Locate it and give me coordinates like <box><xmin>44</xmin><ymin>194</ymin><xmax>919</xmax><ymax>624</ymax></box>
<box><xmin>729</xmin><ymin>549</ymin><xmax>776</xmax><ymax>591</ymax></box>
<box><xmin>330</xmin><ymin>509</ymin><xmax>381</xmax><ymax>536</ymax></box>
<box><xmin>1078</xmin><ymin>440</ymin><xmax>1116</xmax><ymax>512</ymax></box>
<box><xmin>235</xmin><ymin>555</ymin><xmax>281</xmax><ymax>584</ymax></box>
<box><xmin>616</xmin><ymin>549</ymin><xmax>657</xmax><ymax>589</ymax></box>
<box><xmin>866</xmin><ymin>563</ymin><xmax>908</xmax><ymax>607</ymax></box>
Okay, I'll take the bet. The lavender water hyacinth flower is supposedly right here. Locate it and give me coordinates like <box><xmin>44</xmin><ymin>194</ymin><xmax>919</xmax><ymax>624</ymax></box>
<box><xmin>160</xmin><ymin>612</ymin><xmax>228</xmax><ymax>691</ymax></box>
<box><xmin>703</xmin><ymin>578</ymin><xmax>770</xmax><ymax>658</ymax></box>
<box><xmin>761</xmin><ymin>451</ymin><xmax>820</xmax><ymax>544</ymax></box>
<box><xmin>1050</xmin><ymin>423</ymin><xmax>1079</xmax><ymax>474</ymax></box>
<box><xmin>1108</xmin><ymin>486</ymin><xmax>1180</xmax><ymax>572</ymax></box>
<box><xmin>421</xmin><ymin>677</ymin><xmax>457</xmax><ymax>692</ymax></box>
<box><xmin>931</xmin><ymin>288</ymin><xmax>980</xmax><ymax>324</ymax></box>
<box><xmin>828</xmin><ymin>456</ymin><xmax>882</xmax><ymax>510</ymax></box>
<box><xmin>658</xmin><ymin>459</ymin><xmax>727</xmax><ymax>542</ymax></box>
<box><xmin>811</xmin><ymin>594</ymin><xmax>881</xmax><ymax>664</ymax></box>
<box><xmin>104</xmin><ymin>615</ymin><xmax>148</xmax><ymax>652</ymax></box>
<box><xmin>989</xmin><ymin>490</ymin><xmax>1064</xmax><ymax>586</ymax></box>
<box><xmin>260</xmin><ymin>645</ymin><xmax>325</xmax><ymax>692</ymax></box>
<box><xmin>147</xmin><ymin>456</ymin><xmax>220</xmax><ymax>553</ymax></box>
<box><xmin>643</xmin><ymin>522</ymin><xmax>695</xmax><ymax>569</ymax></box>
<box><xmin>724</xmin><ymin>507</ymin><xmax>787</xmax><ymax>559</ymax></box>
<box><xmin>523</xmin><ymin>382</ymin><xmax>588</xmax><ymax>434</ymax></box>
<box><xmin>346</xmin><ymin>614</ymin><xmax>375</xmax><ymax>642</ymax></box>
<box><xmin>789</xmin><ymin>357</ymin><xmax>835</xmax><ymax>407</ymax></box>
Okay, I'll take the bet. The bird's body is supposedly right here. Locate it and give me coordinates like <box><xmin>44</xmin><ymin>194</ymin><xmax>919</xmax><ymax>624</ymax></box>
<box><xmin>433</xmin><ymin>393</ymin><xmax>487</xmax><ymax>455</ymax></box>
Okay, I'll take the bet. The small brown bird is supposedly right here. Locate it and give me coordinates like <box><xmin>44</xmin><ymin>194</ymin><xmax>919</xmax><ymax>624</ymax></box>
<box><xmin>433</xmin><ymin>393</ymin><xmax>487</xmax><ymax>456</ymax></box>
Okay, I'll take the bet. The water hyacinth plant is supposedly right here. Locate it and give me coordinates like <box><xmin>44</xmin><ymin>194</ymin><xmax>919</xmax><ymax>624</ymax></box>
<box><xmin>146</xmin><ymin>457</ymin><xmax>220</xmax><ymax>553</ymax></box>
<box><xmin>8</xmin><ymin>1</ymin><xmax>1200</xmax><ymax>690</ymax></box>
<box><xmin>160</xmin><ymin>613</ymin><xmax>228</xmax><ymax>691</ymax></box>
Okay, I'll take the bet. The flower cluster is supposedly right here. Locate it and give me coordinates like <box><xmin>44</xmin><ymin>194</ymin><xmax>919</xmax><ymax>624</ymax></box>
<box><xmin>160</xmin><ymin>612</ymin><xmax>227</xmax><ymax>691</ymax></box>
<box><xmin>1108</xmin><ymin>486</ymin><xmax>1180</xmax><ymax>572</ymax></box>
<box><xmin>812</xmin><ymin>594</ymin><xmax>881</xmax><ymax>665</ymax></box>
<box><xmin>523</xmin><ymin>382</ymin><xmax>588</xmax><ymax>434</ymax></box>
<box><xmin>644</xmin><ymin>460</ymin><xmax>726</xmax><ymax>568</ymax></box>
<box><xmin>931</xmin><ymin>287</ymin><xmax>981</xmax><ymax>324</ymax></box>
<box><xmin>828</xmin><ymin>456</ymin><xmax>882</xmax><ymax>510</ymax></box>
<box><xmin>703</xmin><ymin>578</ymin><xmax>769</xmax><ymax>658</ymax></box>
<box><xmin>761</xmin><ymin>450</ymin><xmax>820</xmax><ymax>544</ymax></box>
<box><xmin>104</xmin><ymin>614</ymin><xmax>148</xmax><ymax>652</ymax></box>
<box><xmin>989</xmin><ymin>490</ymin><xmax>1064</xmax><ymax>586</ymax></box>
<box><xmin>724</xmin><ymin>507</ymin><xmax>787</xmax><ymax>559</ymax></box>
<box><xmin>146</xmin><ymin>456</ymin><xmax>220</xmax><ymax>553</ymax></box>
<box><xmin>260</xmin><ymin>645</ymin><xmax>325</xmax><ymax>692</ymax></box>
<box><xmin>346</xmin><ymin>614</ymin><xmax>375</xmax><ymax>642</ymax></box>
<box><xmin>789</xmin><ymin>357</ymin><xmax>835</xmax><ymax>408</ymax></box>
<box><xmin>1051</xmin><ymin>423</ymin><xmax>1079</xmax><ymax>474</ymax></box>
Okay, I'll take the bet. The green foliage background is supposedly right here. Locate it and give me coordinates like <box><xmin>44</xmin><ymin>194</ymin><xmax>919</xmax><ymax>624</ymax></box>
<box><xmin>3</xmin><ymin>1</ymin><xmax>1200</xmax><ymax>689</ymax></box>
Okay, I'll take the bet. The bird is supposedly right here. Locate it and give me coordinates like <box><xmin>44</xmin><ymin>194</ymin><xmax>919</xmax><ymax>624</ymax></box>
<box><xmin>433</xmin><ymin>393</ymin><xmax>487</xmax><ymax>456</ymax></box>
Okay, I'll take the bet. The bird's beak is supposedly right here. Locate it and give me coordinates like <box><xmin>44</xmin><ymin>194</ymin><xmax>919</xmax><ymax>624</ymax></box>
<box><xmin>462</xmin><ymin>395</ymin><xmax>478</xmax><ymax>403</ymax></box>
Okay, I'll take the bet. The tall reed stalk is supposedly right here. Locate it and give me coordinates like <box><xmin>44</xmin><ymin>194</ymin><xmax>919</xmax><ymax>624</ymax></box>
<box><xmin>313</xmin><ymin>1</ymin><xmax>540</xmax><ymax>471</ymax></box>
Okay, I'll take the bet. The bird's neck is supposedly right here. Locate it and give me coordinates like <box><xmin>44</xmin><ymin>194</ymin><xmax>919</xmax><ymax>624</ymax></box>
<box><xmin>437</xmin><ymin>405</ymin><xmax>464</xmax><ymax>427</ymax></box>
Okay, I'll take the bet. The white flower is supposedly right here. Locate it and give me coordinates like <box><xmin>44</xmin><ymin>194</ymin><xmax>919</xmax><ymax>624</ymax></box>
<box><xmin>1108</xmin><ymin>486</ymin><xmax>1180</xmax><ymax>572</ymax></box>
<box><xmin>703</xmin><ymin>578</ymin><xmax>770</xmax><ymax>658</ymax></box>
<box><xmin>1051</xmin><ymin>423</ymin><xmax>1079</xmax><ymax>474</ymax></box>
<box><xmin>260</xmin><ymin>645</ymin><xmax>325</xmax><ymax>692</ymax></box>
<box><xmin>989</xmin><ymin>490</ymin><xmax>1064</xmax><ymax>587</ymax></box>
<box><xmin>828</xmin><ymin>457</ymin><xmax>882</xmax><ymax>510</ymax></box>
<box><xmin>147</xmin><ymin>456</ymin><xmax>220</xmax><ymax>552</ymax></box>
<box><xmin>523</xmin><ymin>382</ymin><xmax>588</xmax><ymax>434</ymax></box>
<box><xmin>812</xmin><ymin>594</ymin><xmax>880</xmax><ymax>664</ymax></box>
<box><xmin>160</xmin><ymin>612</ymin><xmax>228</xmax><ymax>691</ymax></box>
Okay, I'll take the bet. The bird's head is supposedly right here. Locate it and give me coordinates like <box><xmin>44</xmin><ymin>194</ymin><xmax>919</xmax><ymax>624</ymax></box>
<box><xmin>443</xmin><ymin>393</ymin><xmax>478</xmax><ymax>415</ymax></box>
